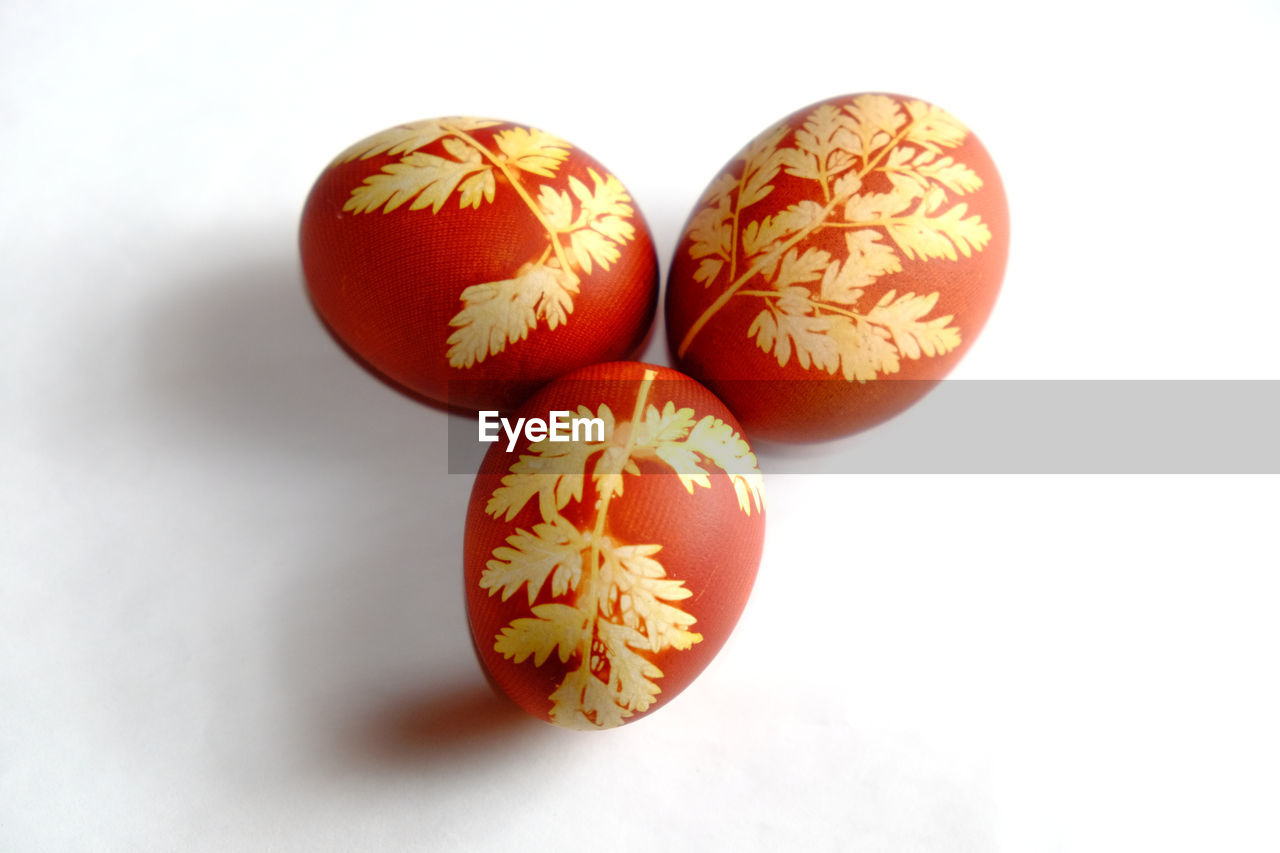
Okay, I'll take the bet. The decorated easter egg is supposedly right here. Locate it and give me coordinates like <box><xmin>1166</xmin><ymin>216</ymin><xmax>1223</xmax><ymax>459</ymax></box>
<box><xmin>300</xmin><ymin>117</ymin><xmax>659</xmax><ymax>412</ymax></box>
<box><xmin>666</xmin><ymin>93</ymin><xmax>1009</xmax><ymax>441</ymax></box>
<box><xmin>464</xmin><ymin>362</ymin><xmax>766</xmax><ymax>729</ymax></box>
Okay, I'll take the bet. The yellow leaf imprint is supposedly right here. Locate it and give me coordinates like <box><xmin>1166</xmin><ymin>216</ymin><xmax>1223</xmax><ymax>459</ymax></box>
<box><xmin>678</xmin><ymin>95</ymin><xmax>991</xmax><ymax>382</ymax></box>
<box><xmin>336</xmin><ymin>120</ymin><xmax>637</xmax><ymax>368</ymax></box>
<box><xmin>480</xmin><ymin>370</ymin><xmax>764</xmax><ymax>729</ymax></box>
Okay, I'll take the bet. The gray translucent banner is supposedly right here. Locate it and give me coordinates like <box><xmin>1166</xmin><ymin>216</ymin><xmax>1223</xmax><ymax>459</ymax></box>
<box><xmin>446</xmin><ymin>380</ymin><xmax>1279</xmax><ymax>474</ymax></box>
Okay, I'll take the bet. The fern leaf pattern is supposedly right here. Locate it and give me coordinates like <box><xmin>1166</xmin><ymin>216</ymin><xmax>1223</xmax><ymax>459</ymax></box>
<box><xmin>479</xmin><ymin>370</ymin><xmax>765</xmax><ymax>729</ymax></box>
<box><xmin>677</xmin><ymin>95</ymin><xmax>992</xmax><ymax>382</ymax></box>
<box><xmin>334</xmin><ymin>119</ymin><xmax>637</xmax><ymax>368</ymax></box>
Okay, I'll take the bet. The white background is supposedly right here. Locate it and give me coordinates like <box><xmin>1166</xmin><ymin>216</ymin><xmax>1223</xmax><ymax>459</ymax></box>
<box><xmin>3</xmin><ymin>1</ymin><xmax>1278</xmax><ymax>850</ymax></box>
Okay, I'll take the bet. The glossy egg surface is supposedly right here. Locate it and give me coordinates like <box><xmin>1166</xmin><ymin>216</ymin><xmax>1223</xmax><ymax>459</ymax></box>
<box><xmin>666</xmin><ymin>93</ymin><xmax>1009</xmax><ymax>441</ymax></box>
<box><xmin>301</xmin><ymin>117</ymin><xmax>658</xmax><ymax>412</ymax></box>
<box><xmin>465</xmin><ymin>362</ymin><xmax>765</xmax><ymax>729</ymax></box>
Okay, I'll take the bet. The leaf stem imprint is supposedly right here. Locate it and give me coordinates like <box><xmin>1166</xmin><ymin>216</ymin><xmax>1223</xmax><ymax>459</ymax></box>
<box><xmin>736</xmin><ymin>288</ymin><xmax>866</xmax><ymax>322</ymax></box>
<box><xmin>858</xmin><ymin>120</ymin><xmax>916</xmax><ymax>180</ymax></box>
<box><xmin>575</xmin><ymin>369</ymin><xmax>657</xmax><ymax>687</ymax></box>
<box><xmin>675</xmin><ymin>116</ymin><xmax>920</xmax><ymax>359</ymax></box>
<box><xmin>676</xmin><ymin>193</ymin><xmax>844</xmax><ymax>357</ymax></box>
<box><xmin>446</xmin><ymin>125</ymin><xmax>576</xmax><ymax>280</ymax></box>
<box><xmin>727</xmin><ymin>165</ymin><xmax>750</xmax><ymax>283</ymax></box>
<box><xmin>481</xmin><ymin>371</ymin><xmax>763</xmax><ymax>727</ymax></box>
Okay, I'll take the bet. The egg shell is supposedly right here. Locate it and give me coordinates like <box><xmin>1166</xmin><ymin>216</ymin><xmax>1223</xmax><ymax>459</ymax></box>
<box><xmin>464</xmin><ymin>362</ymin><xmax>766</xmax><ymax>729</ymax></box>
<box><xmin>666</xmin><ymin>93</ymin><xmax>1009</xmax><ymax>441</ymax></box>
<box><xmin>300</xmin><ymin>118</ymin><xmax>658</xmax><ymax>412</ymax></box>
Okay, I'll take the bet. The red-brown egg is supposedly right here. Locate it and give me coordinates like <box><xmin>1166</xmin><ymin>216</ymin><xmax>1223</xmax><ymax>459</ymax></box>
<box><xmin>300</xmin><ymin>117</ymin><xmax>658</xmax><ymax>412</ymax></box>
<box><xmin>666</xmin><ymin>93</ymin><xmax>1009</xmax><ymax>441</ymax></box>
<box><xmin>464</xmin><ymin>362</ymin><xmax>765</xmax><ymax>729</ymax></box>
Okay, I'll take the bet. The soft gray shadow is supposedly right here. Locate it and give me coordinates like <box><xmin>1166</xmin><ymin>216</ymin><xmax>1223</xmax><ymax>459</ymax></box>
<box><xmin>136</xmin><ymin>232</ymin><xmax>544</xmax><ymax>774</ymax></box>
<box><xmin>139</xmin><ymin>239</ymin><xmax>451</xmax><ymax>460</ymax></box>
<box><xmin>350</xmin><ymin>683</ymin><xmax>539</xmax><ymax>768</ymax></box>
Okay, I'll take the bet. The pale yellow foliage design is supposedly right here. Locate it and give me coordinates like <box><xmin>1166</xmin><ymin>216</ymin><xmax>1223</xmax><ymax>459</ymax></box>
<box><xmin>678</xmin><ymin>95</ymin><xmax>992</xmax><ymax>381</ymax></box>
<box><xmin>334</xmin><ymin>118</ymin><xmax>637</xmax><ymax>368</ymax></box>
<box><xmin>479</xmin><ymin>371</ymin><xmax>765</xmax><ymax>730</ymax></box>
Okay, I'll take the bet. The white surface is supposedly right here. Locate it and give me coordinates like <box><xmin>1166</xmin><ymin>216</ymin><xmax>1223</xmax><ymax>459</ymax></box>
<box><xmin>3</xmin><ymin>1</ymin><xmax>1278</xmax><ymax>850</ymax></box>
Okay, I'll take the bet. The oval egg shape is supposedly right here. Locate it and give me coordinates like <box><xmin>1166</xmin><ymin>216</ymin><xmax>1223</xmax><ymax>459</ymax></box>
<box><xmin>666</xmin><ymin>93</ymin><xmax>1009</xmax><ymax>441</ymax></box>
<box><xmin>300</xmin><ymin>117</ymin><xmax>659</xmax><ymax>412</ymax></box>
<box><xmin>464</xmin><ymin>362</ymin><xmax>766</xmax><ymax>729</ymax></box>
